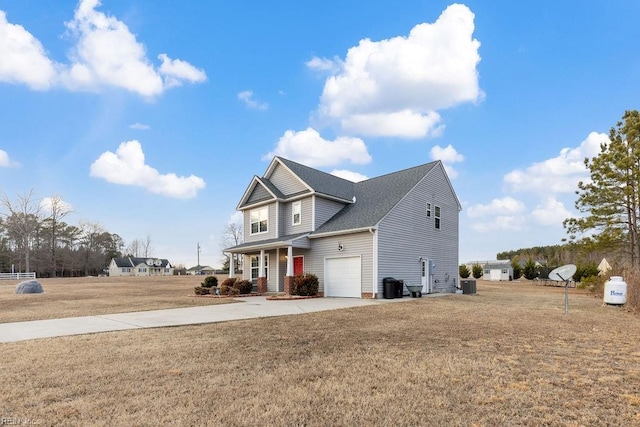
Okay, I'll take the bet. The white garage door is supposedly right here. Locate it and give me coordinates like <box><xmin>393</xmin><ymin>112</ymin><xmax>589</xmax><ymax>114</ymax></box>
<box><xmin>325</xmin><ymin>256</ymin><xmax>361</xmax><ymax>298</ymax></box>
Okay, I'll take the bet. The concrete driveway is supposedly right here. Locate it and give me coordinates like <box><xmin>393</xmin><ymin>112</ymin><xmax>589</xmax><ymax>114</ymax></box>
<box><xmin>0</xmin><ymin>295</ymin><xmax>426</xmax><ymax>343</ymax></box>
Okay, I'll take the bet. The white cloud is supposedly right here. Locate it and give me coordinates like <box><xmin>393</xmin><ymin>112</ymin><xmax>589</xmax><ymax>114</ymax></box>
<box><xmin>470</xmin><ymin>215</ymin><xmax>527</xmax><ymax>233</ymax></box>
<box><xmin>306</xmin><ymin>56</ymin><xmax>343</xmax><ymax>74</ymax></box>
<box><xmin>0</xmin><ymin>149</ymin><xmax>19</xmax><ymax>167</ymax></box>
<box><xmin>129</xmin><ymin>122</ymin><xmax>150</xmax><ymax>130</ymax></box>
<box><xmin>314</xmin><ymin>4</ymin><xmax>481</xmax><ymax>138</ymax></box>
<box><xmin>467</xmin><ymin>197</ymin><xmax>526</xmax><ymax>219</ymax></box>
<box><xmin>90</xmin><ymin>140</ymin><xmax>206</xmax><ymax>198</ymax></box>
<box><xmin>330</xmin><ymin>169</ymin><xmax>368</xmax><ymax>182</ymax></box>
<box><xmin>263</xmin><ymin>127</ymin><xmax>372</xmax><ymax>167</ymax></box>
<box><xmin>238</xmin><ymin>90</ymin><xmax>268</xmax><ymax>110</ymax></box>
<box><xmin>531</xmin><ymin>197</ymin><xmax>572</xmax><ymax>226</ymax></box>
<box><xmin>342</xmin><ymin>110</ymin><xmax>444</xmax><ymax>138</ymax></box>
<box><xmin>0</xmin><ymin>1</ymin><xmax>205</xmax><ymax>97</ymax></box>
<box><xmin>504</xmin><ymin>132</ymin><xmax>608</xmax><ymax>195</ymax></box>
<box><xmin>158</xmin><ymin>53</ymin><xmax>206</xmax><ymax>88</ymax></box>
<box><xmin>430</xmin><ymin>144</ymin><xmax>464</xmax><ymax>178</ymax></box>
<box><xmin>0</xmin><ymin>11</ymin><xmax>57</xmax><ymax>89</ymax></box>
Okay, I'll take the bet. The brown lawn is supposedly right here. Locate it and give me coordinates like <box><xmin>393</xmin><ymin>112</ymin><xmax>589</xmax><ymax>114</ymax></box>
<box><xmin>1</xmin><ymin>275</ymin><xmax>234</xmax><ymax>323</ymax></box>
<box><xmin>1</xmin><ymin>281</ymin><xmax>639</xmax><ymax>426</ymax></box>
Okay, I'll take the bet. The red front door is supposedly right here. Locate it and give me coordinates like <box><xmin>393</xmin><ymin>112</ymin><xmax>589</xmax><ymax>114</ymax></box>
<box><xmin>293</xmin><ymin>256</ymin><xmax>304</xmax><ymax>275</ymax></box>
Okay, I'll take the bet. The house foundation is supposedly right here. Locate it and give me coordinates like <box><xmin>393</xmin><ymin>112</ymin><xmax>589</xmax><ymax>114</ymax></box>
<box><xmin>257</xmin><ymin>277</ymin><xmax>268</xmax><ymax>293</ymax></box>
<box><xmin>283</xmin><ymin>276</ymin><xmax>294</xmax><ymax>294</ymax></box>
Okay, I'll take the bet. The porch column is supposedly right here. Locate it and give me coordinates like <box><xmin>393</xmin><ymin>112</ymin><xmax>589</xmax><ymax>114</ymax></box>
<box><xmin>257</xmin><ymin>249</ymin><xmax>267</xmax><ymax>293</ymax></box>
<box><xmin>284</xmin><ymin>246</ymin><xmax>294</xmax><ymax>294</ymax></box>
<box><xmin>228</xmin><ymin>253</ymin><xmax>235</xmax><ymax>278</ymax></box>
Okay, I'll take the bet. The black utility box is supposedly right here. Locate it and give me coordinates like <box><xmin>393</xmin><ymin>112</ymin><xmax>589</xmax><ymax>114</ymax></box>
<box><xmin>461</xmin><ymin>279</ymin><xmax>477</xmax><ymax>295</ymax></box>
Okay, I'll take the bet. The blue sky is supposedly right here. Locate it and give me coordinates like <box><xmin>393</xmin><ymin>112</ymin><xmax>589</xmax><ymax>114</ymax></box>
<box><xmin>1</xmin><ymin>0</ymin><xmax>639</xmax><ymax>268</ymax></box>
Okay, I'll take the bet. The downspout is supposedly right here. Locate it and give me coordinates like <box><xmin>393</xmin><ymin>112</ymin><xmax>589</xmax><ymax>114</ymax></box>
<box><xmin>370</xmin><ymin>228</ymin><xmax>377</xmax><ymax>299</ymax></box>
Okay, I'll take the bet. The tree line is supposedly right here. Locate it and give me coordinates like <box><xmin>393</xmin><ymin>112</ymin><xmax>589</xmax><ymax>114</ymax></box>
<box><xmin>493</xmin><ymin>110</ymin><xmax>640</xmax><ymax>280</ymax></box>
<box><xmin>0</xmin><ymin>191</ymin><xmax>152</xmax><ymax>277</ymax></box>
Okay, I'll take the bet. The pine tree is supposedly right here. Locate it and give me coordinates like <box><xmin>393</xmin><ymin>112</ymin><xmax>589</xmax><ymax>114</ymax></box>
<box><xmin>564</xmin><ymin>110</ymin><xmax>640</xmax><ymax>269</ymax></box>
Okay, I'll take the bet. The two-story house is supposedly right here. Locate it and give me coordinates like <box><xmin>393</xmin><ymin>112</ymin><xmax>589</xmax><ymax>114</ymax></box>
<box><xmin>224</xmin><ymin>156</ymin><xmax>461</xmax><ymax>298</ymax></box>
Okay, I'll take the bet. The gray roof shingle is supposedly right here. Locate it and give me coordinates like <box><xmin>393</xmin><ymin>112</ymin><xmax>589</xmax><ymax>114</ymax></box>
<box><xmin>311</xmin><ymin>161</ymin><xmax>439</xmax><ymax>235</ymax></box>
<box><xmin>277</xmin><ymin>157</ymin><xmax>355</xmax><ymax>201</ymax></box>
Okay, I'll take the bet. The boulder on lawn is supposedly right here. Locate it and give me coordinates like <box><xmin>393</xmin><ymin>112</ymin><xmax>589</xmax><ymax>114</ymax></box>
<box><xmin>15</xmin><ymin>280</ymin><xmax>44</xmax><ymax>294</ymax></box>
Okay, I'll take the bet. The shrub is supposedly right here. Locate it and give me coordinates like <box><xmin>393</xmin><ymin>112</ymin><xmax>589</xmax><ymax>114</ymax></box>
<box><xmin>523</xmin><ymin>259</ymin><xmax>538</xmax><ymax>280</ymax></box>
<box><xmin>292</xmin><ymin>273</ymin><xmax>319</xmax><ymax>296</ymax></box>
<box><xmin>220</xmin><ymin>277</ymin><xmax>237</xmax><ymax>288</ymax></box>
<box><xmin>472</xmin><ymin>264</ymin><xmax>483</xmax><ymax>279</ymax></box>
<box><xmin>218</xmin><ymin>285</ymin><xmax>231</xmax><ymax>295</ymax></box>
<box><xmin>459</xmin><ymin>264</ymin><xmax>470</xmax><ymax>279</ymax></box>
<box><xmin>233</xmin><ymin>279</ymin><xmax>253</xmax><ymax>294</ymax></box>
<box><xmin>201</xmin><ymin>276</ymin><xmax>218</xmax><ymax>288</ymax></box>
<box><xmin>193</xmin><ymin>286</ymin><xmax>210</xmax><ymax>295</ymax></box>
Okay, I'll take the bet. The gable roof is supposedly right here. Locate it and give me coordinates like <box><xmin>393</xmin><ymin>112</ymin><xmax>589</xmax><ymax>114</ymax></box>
<box><xmin>112</xmin><ymin>257</ymin><xmax>171</xmax><ymax>268</ymax></box>
<box><xmin>310</xmin><ymin>161</ymin><xmax>446</xmax><ymax>237</ymax></box>
<box><xmin>273</xmin><ymin>157</ymin><xmax>355</xmax><ymax>202</ymax></box>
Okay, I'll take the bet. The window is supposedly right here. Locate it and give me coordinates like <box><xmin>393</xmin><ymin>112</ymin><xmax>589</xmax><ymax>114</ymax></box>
<box><xmin>292</xmin><ymin>201</ymin><xmax>301</xmax><ymax>225</ymax></box>
<box><xmin>502</xmin><ymin>269</ymin><xmax>508</xmax><ymax>274</ymax></box>
<box><xmin>434</xmin><ymin>205</ymin><xmax>441</xmax><ymax>229</ymax></box>
<box><xmin>139</xmin><ymin>267</ymin><xmax>147</xmax><ymax>273</ymax></box>
<box><xmin>426</xmin><ymin>202</ymin><xmax>431</xmax><ymax>218</ymax></box>
<box><xmin>250</xmin><ymin>207</ymin><xmax>268</xmax><ymax>234</ymax></box>
<box><xmin>122</xmin><ymin>267</ymin><xmax>130</xmax><ymax>273</ymax></box>
<box><xmin>250</xmin><ymin>255</ymin><xmax>269</xmax><ymax>281</ymax></box>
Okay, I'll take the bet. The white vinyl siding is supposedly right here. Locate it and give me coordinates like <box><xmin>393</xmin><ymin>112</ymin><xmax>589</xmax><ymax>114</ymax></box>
<box><xmin>377</xmin><ymin>163</ymin><xmax>459</xmax><ymax>294</ymax></box>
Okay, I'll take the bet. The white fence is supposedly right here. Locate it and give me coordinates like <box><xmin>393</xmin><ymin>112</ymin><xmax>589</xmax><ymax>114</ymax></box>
<box><xmin>0</xmin><ymin>272</ymin><xmax>36</xmax><ymax>280</ymax></box>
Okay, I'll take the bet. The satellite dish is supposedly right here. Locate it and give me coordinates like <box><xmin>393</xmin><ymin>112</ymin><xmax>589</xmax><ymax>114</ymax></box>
<box><xmin>154</xmin><ymin>259</ymin><xmax>162</xmax><ymax>267</ymax></box>
<box><xmin>549</xmin><ymin>264</ymin><xmax>577</xmax><ymax>282</ymax></box>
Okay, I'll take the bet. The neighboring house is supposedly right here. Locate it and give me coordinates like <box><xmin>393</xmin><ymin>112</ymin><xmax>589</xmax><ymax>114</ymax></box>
<box><xmin>482</xmin><ymin>262</ymin><xmax>513</xmax><ymax>281</ymax></box>
<box><xmin>109</xmin><ymin>257</ymin><xmax>174</xmax><ymax>277</ymax></box>
<box><xmin>224</xmin><ymin>156</ymin><xmax>461</xmax><ymax>298</ymax></box>
<box><xmin>187</xmin><ymin>265</ymin><xmax>216</xmax><ymax>275</ymax></box>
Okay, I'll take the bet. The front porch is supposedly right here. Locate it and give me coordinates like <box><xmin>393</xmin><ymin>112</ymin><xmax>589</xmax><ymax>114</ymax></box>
<box><xmin>225</xmin><ymin>233</ymin><xmax>310</xmax><ymax>295</ymax></box>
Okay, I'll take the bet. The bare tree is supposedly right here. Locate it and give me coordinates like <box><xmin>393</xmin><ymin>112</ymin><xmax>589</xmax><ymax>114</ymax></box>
<box><xmin>126</xmin><ymin>239</ymin><xmax>141</xmax><ymax>257</ymax></box>
<box><xmin>142</xmin><ymin>234</ymin><xmax>152</xmax><ymax>258</ymax></box>
<box><xmin>221</xmin><ymin>221</ymin><xmax>243</xmax><ymax>273</ymax></box>
<box><xmin>42</xmin><ymin>195</ymin><xmax>73</xmax><ymax>277</ymax></box>
<box><xmin>0</xmin><ymin>190</ymin><xmax>42</xmax><ymax>273</ymax></box>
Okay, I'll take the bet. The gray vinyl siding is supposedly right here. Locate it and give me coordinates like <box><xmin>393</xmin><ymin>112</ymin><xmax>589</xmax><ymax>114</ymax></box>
<box><xmin>243</xmin><ymin>202</ymin><xmax>278</xmax><ymax>243</ymax></box>
<box><xmin>270</xmin><ymin>163</ymin><xmax>308</xmax><ymax>196</ymax></box>
<box><xmin>377</xmin><ymin>164</ymin><xmax>459</xmax><ymax>294</ymax></box>
<box><xmin>282</xmin><ymin>197</ymin><xmax>313</xmax><ymax>235</ymax></box>
<box><xmin>307</xmin><ymin>232</ymin><xmax>373</xmax><ymax>295</ymax></box>
<box><xmin>314</xmin><ymin>197</ymin><xmax>347</xmax><ymax>229</ymax></box>
<box><xmin>246</xmin><ymin>184</ymin><xmax>271</xmax><ymax>204</ymax></box>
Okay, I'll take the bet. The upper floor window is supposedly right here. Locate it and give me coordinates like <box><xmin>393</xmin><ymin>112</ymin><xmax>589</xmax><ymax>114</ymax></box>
<box><xmin>250</xmin><ymin>207</ymin><xmax>268</xmax><ymax>234</ymax></box>
<box><xmin>426</xmin><ymin>202</ymin><xmax>432</xmax><ymax>218</ymax></box>
<box><xmin>292</xmin><ymin>201</ymin><xmax>301</xmax><ymax>225</ymax></box>
<box><xmin>434</xmin><ymin>206</ymin><xmax>441</xmax><ymax>229</ymax></box>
